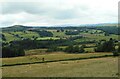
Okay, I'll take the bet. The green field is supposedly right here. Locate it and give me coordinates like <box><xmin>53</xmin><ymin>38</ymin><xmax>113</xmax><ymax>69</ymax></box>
<box><xmin>81</xmin><ymin>33</ymin><xmax>118</xmax><ymax>41</ymax></box>
<box><xmin>25</xmin><ymin>49</ymin><xmax>47</xmax><ymax>55</ymax></box>
<box><xmin>37</xmin><ymin>37</ymin><xmax>60</xmax><ymax>40</ymax></box>
<box><xmin>2</xmin><ymin>57</ymin><xmax>118</xmax><ymax>77</ymax></box>
<box><xmin>3</xmin><ymin>32</ymin><xmax>20</xmax><ymax>42</ymax></box>
<box><xmin>84</xmin><ymin>48</ymin><xmax>94</xmax><ymax>52</ymax></box>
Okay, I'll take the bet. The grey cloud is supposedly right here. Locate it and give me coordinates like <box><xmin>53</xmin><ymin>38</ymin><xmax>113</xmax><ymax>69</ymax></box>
<box><xmin>1</xmin><ymin>20</ymin><xmax>14</xmax><ymax>26</ymax></box>
<box><xmin>2</xmin><ymin>2</ymin><xmax>47</xmax><ymax>14</ymax></box>
<box><xmin>0</xmin><ymin>0</ymin><xmax>117</xmax><ymax>27</ymax></box>
<box><xmin>53</xmin><ymin>9</ymin><xmax>78</xmax><ymax>20</ymax></box>
<box><xmin>1</xmin><ymin>2</ymin><xmax>90</xmax><ymax>20</ymax></box>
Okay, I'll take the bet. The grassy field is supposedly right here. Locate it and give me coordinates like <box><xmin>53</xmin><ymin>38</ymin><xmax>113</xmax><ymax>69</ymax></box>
<box><xmin>84</xmin><ymin>48</ymin><xmax>94</xmax><ymax>52</ymax></box>
<box><xmin>2</xmin><ymin>53</ymin><xmax>113</xmax><ymax>66</ymax></box>
<box><xmin>81</xmin><ymin>33</ymin><xmax>118</xmax><ymax>41</ymax></box>
<box><xmin>37</xmin><ymin>37</ymin><xmax>60</xmax><ymax>40</ymax></box>
<box><xmin>2</xmin><ymin>57</ymin><xmax>118</xmax><ymax>77</ymax></box>
<box><xmin>25</xmin><ymin>49</ymin><xmax>47</xmax><ymax>55</ymax></box>
<box><xmin>3</xmin><ymin>32</ymin><xmax>20</xmax><ymax>42</ymax></box>
<box><xmin>3</xmin><ymin>31</ymin><xmax>39</xmax><ymax>42</ymax></box>
<box><xmin>49</xmin><ymin>30</ymin><xmax>66</xmax><ymax>37</ymax></box>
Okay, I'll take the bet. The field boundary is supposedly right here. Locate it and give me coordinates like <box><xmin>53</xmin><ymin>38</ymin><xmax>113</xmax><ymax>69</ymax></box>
<box><xmin>2</xmin><ymin>54</ymin><xmax>114</xmax><ymax>67</ymax></box>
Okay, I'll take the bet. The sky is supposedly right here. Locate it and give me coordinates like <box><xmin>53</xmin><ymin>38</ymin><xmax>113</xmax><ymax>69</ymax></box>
<box><xmin>0</xmin><ymin>0</ymin><xmax>119</xmax><ymax>27</ymax></box>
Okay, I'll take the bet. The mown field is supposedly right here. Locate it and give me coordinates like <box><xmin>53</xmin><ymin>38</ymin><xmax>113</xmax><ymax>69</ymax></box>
<box><xmin>2</xmin><ymin>57</ymin><xmax>118</xmax><ymax>77</ymax></box>
<box><xmin>2</xmin><ymin>53</ymin><xmax>113</xmax><ymax>66</ymax></box>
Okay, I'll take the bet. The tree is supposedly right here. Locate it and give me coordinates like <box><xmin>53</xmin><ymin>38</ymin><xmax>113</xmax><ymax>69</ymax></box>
<box><xmin>61</xmin><ymin>29</ymin><xmax>64</xmax><ymax>32</ymax></box>
<box><xmin>56</xmin><ymin>30</ymin><xmax>60</xmax><ymax>32</ymax></box>
<box><xmin>104</xmin><ymin>32</ymin><xmax>110</xmax><ymax>36</ymax></box>
<box><xmin>95</xmin><ymin>38</ymin><xmax>115</xmax><ymax>52</ymax></box>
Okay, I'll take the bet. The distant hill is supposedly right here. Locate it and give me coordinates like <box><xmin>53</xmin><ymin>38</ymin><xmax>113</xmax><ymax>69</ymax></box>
<box><xmin>79</xmin><ymin>23</ymin><xmax>118</xmax><ymax>27</ymax></box>
<box><xmin>2</xmin><ymin>25</ymin><xmax>32</xmax><ymax>32</ymax></box>
<box><xmin>2</xmin><ymin>23</ymin><xmax>118</xmax><ymax>32</ymax></box>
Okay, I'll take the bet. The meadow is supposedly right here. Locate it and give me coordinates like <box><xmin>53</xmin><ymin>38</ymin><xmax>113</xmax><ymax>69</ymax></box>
<box><xmin>2</xmin><ymin>53</ymin><xmax>113</xmax><ymax>66</ymax></box>
<box><xmin>2</xmin><ymin>57</ymin><xmax>118</xmax><ymax>77</ymax></box>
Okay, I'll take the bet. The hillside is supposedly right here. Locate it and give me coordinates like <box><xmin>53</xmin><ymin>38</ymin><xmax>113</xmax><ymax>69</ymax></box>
<box><xmin>2</xmin><ymin>25</ymin><xmax>32</xmax><ymax>32</ymax></box>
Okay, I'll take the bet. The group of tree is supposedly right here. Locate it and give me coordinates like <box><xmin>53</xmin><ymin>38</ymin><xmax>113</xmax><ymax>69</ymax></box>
<box><xmin>2</xmin><ymin>46</ymin><xmax>25</xmax><ymax>58</ymax></box>
<box><xmin>65</xmin><ymin>30</ymin><xmax>80</xmax><ymax>35</ymax></box>
<box><xmin>4</xmin><ymin>38</ymin><xmax>69</xmax><ymax>50</ymax></box>
<box><xmin>93</xmin><ymin>26</ymin><xmax>119</xmax><ymax>35</ymax></box>
<box><xmin>31</xmin><ymin>30</ymin><xmax>53</xmax><ymax>37</ymax></box>
<box><xmin>64</xmin><ymin>45</ymin><xmax>85</xmax><ymax>53</ymax></box>
<box><xmin>95</xmin><ymin>38</ymin><xmax>115</xmax><ymax>52</ymax></box>
<box><xmin>95</xmin><ymin>38</ymin><xmax>120</xmax><ymax>56</ymax></box>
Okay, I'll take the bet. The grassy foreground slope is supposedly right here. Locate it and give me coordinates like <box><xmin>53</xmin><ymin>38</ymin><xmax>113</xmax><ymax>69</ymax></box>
<box><xmin>2</xmin><ymin>53</ymin><xmax>112</xmax><ymax>66</ymax></box>
<box><xmin>2</xmin><ymin>57</ymin><xmax>118</xmax><ymax>77</ymax></box>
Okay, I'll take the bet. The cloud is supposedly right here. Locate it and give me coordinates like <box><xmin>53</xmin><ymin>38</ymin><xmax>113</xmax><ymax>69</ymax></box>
<box><xmin>0</xmin><ymin>0</ymin><xmax>119</xmax><ymax>27</ymax></box>
<box><xmin>1</xmin><ymin>2</ymin><xmax>47</xmax><ymax>14</ymax></box>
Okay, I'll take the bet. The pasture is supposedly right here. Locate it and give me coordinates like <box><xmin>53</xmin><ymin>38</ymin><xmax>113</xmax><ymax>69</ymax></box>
<box><xmin>2</xmin><ymin>53</ymin><xmax>113</xmax><ymax>66</ymax></box>
<box><xmin>2</xmin><ymin>57</ymin><xmax>118</xmax><ymax>77</ymax></box>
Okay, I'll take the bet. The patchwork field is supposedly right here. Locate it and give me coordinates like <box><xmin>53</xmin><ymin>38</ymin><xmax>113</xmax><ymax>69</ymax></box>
<box><xmin>2</xmin><ymin>29</ymin><xmax>119</xmax><ymax>42</ymax></box>
<box><xmin>1</xmin><ymin>25</ymin><xmax>119</xmax><ymax>77</ymax></box>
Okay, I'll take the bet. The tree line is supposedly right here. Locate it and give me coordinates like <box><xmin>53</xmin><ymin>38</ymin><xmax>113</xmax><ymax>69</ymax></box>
<box><xmin>2</xmin><ymin>37</ymin><xmax>120</xmax><ymax>58</ymax></box>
